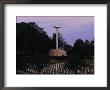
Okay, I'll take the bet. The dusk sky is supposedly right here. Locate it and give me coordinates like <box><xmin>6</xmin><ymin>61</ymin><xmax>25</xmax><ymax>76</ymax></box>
<box><xmin>16</xmin><ymin>16</ymin><xmax>94</xmax><ymax>46</ymax></box>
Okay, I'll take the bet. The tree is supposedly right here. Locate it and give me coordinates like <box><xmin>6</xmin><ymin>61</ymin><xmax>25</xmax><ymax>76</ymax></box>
<box><xmin>68</xmin><ymin>39</ymin><xmax>94</xmax><ymax>68</ymax></box>
<box><xmin>51</xmin><ymin>33</ymin><xmax>66</xmax><ymax>49</ymax></box>
<box><xmin>72</xmin><ymin>39</ymin><xmax>94</xmax><ymax>59</ymax></box>
<box><xmin>64</xmin><ymin>44</ymin><xmax>72</xmax><ymax>55</ymax></box>
<box><xmin>58</xmin><ymin>33</ymin><xmax>67</xmax><ymax>48</ymax></box>
<box><xmin>72</xmin><ymin>39</ymin><xmax>85</xmax><ymax>58</ymax></box>
<box><xmin>16</xmin><ymin>22</ymin><xmax>52</xmax><ymax>67</ymax></box>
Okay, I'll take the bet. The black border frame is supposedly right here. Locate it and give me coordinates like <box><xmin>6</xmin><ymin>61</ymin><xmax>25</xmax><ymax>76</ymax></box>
<box><xmin>0</xmin><ymin>0</ymin><xmax>109</xmax><ymax>90</ymax></box>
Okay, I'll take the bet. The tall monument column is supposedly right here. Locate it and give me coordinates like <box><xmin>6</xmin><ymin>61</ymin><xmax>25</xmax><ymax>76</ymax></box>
<box><xmin>49</xmin><ymin>25</ymin><xmax>67</xmax><ymax>57</ymax></box>
<box><xmin>54</xmin><ymin>26</ymin><xmax>60</xmax><ymax>49</ymax></box>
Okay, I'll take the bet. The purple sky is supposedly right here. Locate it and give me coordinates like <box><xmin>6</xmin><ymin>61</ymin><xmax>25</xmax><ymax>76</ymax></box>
<box><xmin>16</xmin><ymin>16</ymin><xmax>94</xmax><ymax>46</ymax></box>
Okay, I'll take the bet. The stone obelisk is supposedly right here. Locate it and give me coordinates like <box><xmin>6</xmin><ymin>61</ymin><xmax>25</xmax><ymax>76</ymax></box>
<box><xmin>54</xmin><ymin>26</ymin><xmax>60</xmax><ymax>49</ymax></box>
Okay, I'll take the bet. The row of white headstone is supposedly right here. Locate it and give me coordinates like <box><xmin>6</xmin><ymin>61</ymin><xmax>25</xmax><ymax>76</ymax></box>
<box><xmin>17</xmin><ymin>63</ymin><xmax>94</xmax><ymax>74</ymax></box>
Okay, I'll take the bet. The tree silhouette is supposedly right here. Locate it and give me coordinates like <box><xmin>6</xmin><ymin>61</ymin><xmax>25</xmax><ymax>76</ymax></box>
<box><xmin>67</xmin><ymin>39</ymin><xmax>94</xmax><ymax>68</ymax></box>
<box><xmin>16</xmin><ymin>22</ymin><xmax>52</xmax><ymax>68</ymax></box>
<box><xmin>51</xmin><ymin>33</ymin><xmax>66</xmax><ymax>49</ymax></box>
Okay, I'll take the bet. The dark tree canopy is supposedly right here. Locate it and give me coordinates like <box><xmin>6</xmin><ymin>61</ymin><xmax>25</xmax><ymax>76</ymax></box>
<box><xmin>16</xmin><ymin>22</ymin><xmax>52</xmax><ymax>66</ymax></box>
<box><xmin>16</xmin><ymin>22</ymin><xmax>51</xmax><ymax>53</ymax></box>
<box><xmin>68</xmin><ymin>39</ymin><xmax>94</xmax><ymax>68</ymax></box>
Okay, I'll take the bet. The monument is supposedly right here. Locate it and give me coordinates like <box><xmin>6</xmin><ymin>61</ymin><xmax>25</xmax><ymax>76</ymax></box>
<box><xmin>39</xmin><ymin>25</ymin><xmax>69</xmax><ymax>74</ymax></box>
<box><xmin>49</xmin><ymin>26</ymin><xmax>67</xmax><ymax>57</ymax></box>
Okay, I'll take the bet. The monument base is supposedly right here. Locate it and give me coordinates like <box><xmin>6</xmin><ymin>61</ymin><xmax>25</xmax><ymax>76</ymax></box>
<box><xmin>49</xmin><ymin>49</ymin><xmax>67</xmax><ymax>57</ymax></box>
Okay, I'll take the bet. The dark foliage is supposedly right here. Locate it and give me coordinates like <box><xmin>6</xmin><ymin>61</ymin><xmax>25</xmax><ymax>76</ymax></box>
<box><xmin>16</xmin><ymin>22</ymin><xmax>52</xmax><ymax>69</ymax></box>
<box><xmin>67</xmin><ymin>39</ymin><xmax>94</xmax><ymax>68</ymax></box>
<box><xmin>51</xmin><ymin>33</ymin><xmax>66</xmax><ymax>49</ymax></box>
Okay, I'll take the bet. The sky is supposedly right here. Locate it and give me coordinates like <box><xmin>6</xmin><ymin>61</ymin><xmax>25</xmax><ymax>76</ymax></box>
<box><xmin>16</xmin><ymin>16</ymin><xmax>94</xmax><ymax>46</ymax></box>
